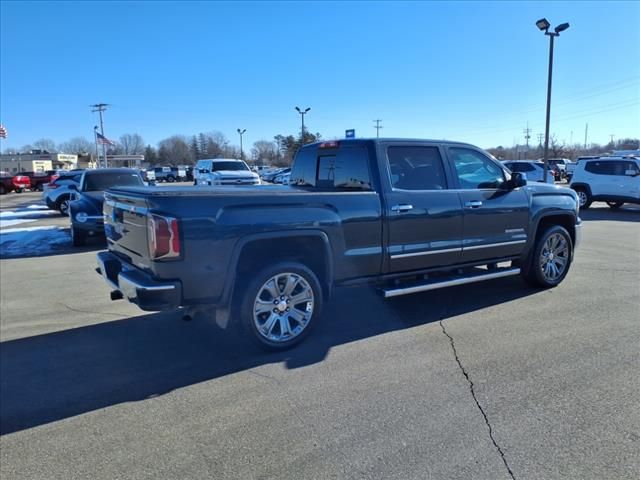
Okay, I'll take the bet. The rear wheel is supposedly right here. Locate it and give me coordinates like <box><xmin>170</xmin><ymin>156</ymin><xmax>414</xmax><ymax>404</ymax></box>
<box><xmin>37</xmin><ymin>183</ymin><xmax>44</xmax><ymax>191</ymax></box>
<box><xmin>607</xmin><ymin>201</ymin><xmax>624</xmax><ymax>209</ymax></box>
<box><xmin>573</xmin><ymin>187</ymin><xmax>592</xmax><ymax>209</ymax></box>
<box><xmin>238</xmin><ymin>262</ymin><xmax>323</xmax><ymax>350</ymax></box>
<box><xmin>522</xmin><ymin>225</ymin><xmax>573</xmax><ymax>288</ymax></box>
<box><xmin>167</xmin><ymin>175</ymin><xmax>175</xmax><ymax>183</ymax></box>
<box><xmin>0</xmin><ymin>185</ymin><xmax>5</xmax><ymax>195</ymax></box>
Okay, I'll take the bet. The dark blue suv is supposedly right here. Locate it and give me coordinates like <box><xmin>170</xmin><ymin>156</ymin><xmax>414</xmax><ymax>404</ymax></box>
<box><xmin>69</xmin><ymin>168</ymin><xmax>144</xmax><ymax>246</ymax></box>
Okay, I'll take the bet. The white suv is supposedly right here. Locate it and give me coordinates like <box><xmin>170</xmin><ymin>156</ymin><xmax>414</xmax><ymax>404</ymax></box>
<box><xmin>194</xmin><ymin>159</ymin><xmax>260</xmax><ymax>186</ymax></box>
<box><xmin>570</xmin><ymin>157</ymin><xmax>640</xmax><ymax>209</ymax></box>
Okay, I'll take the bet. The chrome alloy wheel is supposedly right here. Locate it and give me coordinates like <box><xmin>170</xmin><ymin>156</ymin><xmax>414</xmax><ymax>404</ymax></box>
<box><xmin>577</xmin><ymin>190</ymin><xmax>588</xmax><ymax>207</ymax></box>
<box><xmin>539</xmin><ymin>233</ymin><xmax>569</xmax><ymax>282</ymax></box>
<box><xmin>253</xmin><ymin>273</ymin><xmax>314</xmax><ymax>343</ymax></box>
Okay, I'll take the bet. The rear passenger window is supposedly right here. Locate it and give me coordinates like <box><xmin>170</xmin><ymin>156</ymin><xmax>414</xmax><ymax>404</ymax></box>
<box><xmin>585</xmin><ymin>161</ymin><xmax>615</xmax><ymax>175</ymax></box>
<box><xmin>290</xmin><ymin>146</ymin><xmax>372</xmax><ymax>190</ymax></box>
<box><xmin>387</xmin><ymin>146</ymin><xmax>447</xmax><ymax>190</ymax></box>
<box><xmin>317</xmin><ymin>147</ymin><xmax>372</xmax><ymax>190</ymax></box>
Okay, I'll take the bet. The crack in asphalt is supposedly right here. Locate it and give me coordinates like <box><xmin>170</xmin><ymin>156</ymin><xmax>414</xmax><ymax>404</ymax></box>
<box><xmin>439</xmin><ymin>320</ymin><xmax>517</xmax><ymax>480</ymax></box>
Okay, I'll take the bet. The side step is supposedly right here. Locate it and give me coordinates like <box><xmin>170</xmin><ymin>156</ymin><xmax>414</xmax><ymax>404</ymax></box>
<box><xmin>382</xmin><ymin>267</ymin><xmax>521</xmax><ymax>298</ymax></box>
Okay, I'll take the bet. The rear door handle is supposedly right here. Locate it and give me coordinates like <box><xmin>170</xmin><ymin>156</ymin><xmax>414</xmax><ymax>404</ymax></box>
<box><xmin>464</xmin><ymin>201</ymin><xmax>483</xmax><ymax>208</ymax></box>
<box><xmin>391</xmin><ymin>204</ymin><xmax>413</xmax><ymax>213</ymax></box>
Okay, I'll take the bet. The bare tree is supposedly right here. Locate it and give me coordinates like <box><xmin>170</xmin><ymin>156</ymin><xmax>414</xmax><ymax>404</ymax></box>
<box><xmin>157</xmin><ymin>136</ymin><xmax>193</xmax><ymax>165</ymax></box>
<box><xmin>32</xmin><ymin>138</ymin><xmax>57</xmax><ymax>152</ymax></box>
<box><xmin>549</xmin><ymin>135</ymin><xmax>566</xmax><ymax>158</ymax></box>
<box><xmin>251</xmin><ymin>140</ymin><xmax>279</xmax><ymax>165</ymax></box>
<box><xmin>59</xmin><ymin>137</ymin><xmax>94</xmax><ymax>154</ymax></box>
<box><xmin>119</xmin><ymin>133</ymin><xmax>145</xmax><ymax>155</ymax></box>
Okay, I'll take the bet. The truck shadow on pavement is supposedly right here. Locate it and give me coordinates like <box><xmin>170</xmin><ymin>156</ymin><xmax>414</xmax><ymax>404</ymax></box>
<box><xmin>1</xmin><ymin>278</ymin><xmax>540</xmax><ymax>435</ymax></box>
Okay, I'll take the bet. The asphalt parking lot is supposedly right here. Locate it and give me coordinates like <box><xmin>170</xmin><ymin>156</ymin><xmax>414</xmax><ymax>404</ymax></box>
<box><xmin>1</xmin><ymin>190</ymin><xmax>639</xmax><ymax>479</ymax></box>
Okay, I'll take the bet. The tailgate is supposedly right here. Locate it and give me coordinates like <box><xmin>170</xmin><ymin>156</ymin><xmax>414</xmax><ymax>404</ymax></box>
<box><xmin>103</xmin><ymin>191</ymin><xmax>150</xmax><ymax>267</ymax></box>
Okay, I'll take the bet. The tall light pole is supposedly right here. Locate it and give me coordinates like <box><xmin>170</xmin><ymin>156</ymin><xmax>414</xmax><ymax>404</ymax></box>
<box><xmin>295</xmin><ymin>107</ymin><xmax>311</xmax><ymax>145</ymax></box>
<box><xmin>536</xmin><ymin>18</ymin><xmax>570</xmax><ymax>183</ymax></box>
<box><xmin>237</xmin><ymin>128</ymin><xmax>246</xmax><ymax>160</ymax></box>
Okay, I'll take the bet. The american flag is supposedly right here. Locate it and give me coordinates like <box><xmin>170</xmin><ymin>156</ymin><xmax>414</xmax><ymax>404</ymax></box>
<box><xmin>96</xmin><ymin>131</ymin><xmax>115</xmax><ymax>146</ymax></box>
<box><xmin>0</xmin><ymin>124</ymin><xmax>7</xmax><ymax>139</ymax></box>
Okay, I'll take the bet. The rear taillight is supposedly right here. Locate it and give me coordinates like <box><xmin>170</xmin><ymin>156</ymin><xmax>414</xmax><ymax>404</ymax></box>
<box><xmin>147</xmin><ymin>213</ymin><xmax>181</xmax><ymax>260</ymax></box>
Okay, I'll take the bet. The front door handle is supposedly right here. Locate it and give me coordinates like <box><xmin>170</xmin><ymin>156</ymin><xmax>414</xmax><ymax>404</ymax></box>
<box><xmin>391</xmin><ymin>204</ymin><xmax>414</xmax><ymax>213</ymax></box>
<box><xmin>464</xmin><ymin>200</ymin><xmax>483</xmax><ymax>208</ymax></box>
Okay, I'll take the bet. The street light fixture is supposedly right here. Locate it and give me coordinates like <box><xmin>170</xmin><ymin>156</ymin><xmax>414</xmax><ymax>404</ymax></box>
<box><xmin>295</xmin><ymin>106</ymin><xmax>311</xmax><ymax>145</ymax></box>
<box><xmin>536</xmin><ymin>17</ymin><xmax>570</xmax><ymax>183</ymax></box>
<box><xmin>237</xmin><ymin>128</ymin><xmax>246</xmax><ymax>160</ymax></box>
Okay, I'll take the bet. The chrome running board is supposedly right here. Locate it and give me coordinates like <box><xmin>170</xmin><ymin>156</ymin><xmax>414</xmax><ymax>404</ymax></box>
<box><xmin>382</xmin><ymin>267</ymin><xmax>521</xmax><ymax>298</ymax></box>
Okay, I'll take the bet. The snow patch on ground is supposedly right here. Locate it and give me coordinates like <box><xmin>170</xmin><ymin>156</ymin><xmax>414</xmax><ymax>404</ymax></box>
<box><xmin>0</xmin><ymin>219</ymin><xmax>37</xmax><ymax>228</ymax></box>
<box><xmin>0</xmin><ymin>210</ymin><xmax>58</xmax><ymax>219</ymax></box>
<box><xmin>0</xmin><ymin>226</ymin><xmax>70</xmax><ymax>258</ymax></box>
<box><xmin>26</xmin><ymin>204</ymin><xmax>50</xmax><ymax>210</ymax></box>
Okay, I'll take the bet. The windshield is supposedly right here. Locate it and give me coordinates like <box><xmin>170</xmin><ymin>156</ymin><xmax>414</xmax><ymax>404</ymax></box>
<box><xmin>211</xmin><ymin>161</ymin><xmax>249</xmax><ymax>172</ymax></box>
<box><xmin>84</xmin><ymin>172</ymin><xmax>143</xmax><ymax>191</ymax></box>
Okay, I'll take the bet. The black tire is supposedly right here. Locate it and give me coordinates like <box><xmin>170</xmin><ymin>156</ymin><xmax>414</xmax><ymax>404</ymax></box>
<box><xmin>166</xmin><ymin>175</ymin><xmax>175</xmax><ymax>183</ymax></box>
<box><xmin>15</xmin><ymin>188</ymin><xmax>23</xmax><ymax>194</ymax></box>
<box><xmin>522</xmin><ymin>225</ymin><xmax>573</xmax><ymax>288</ymax></box>
<box><xmin>0</xmin><ymin>185</ymin><xmax>5</xmax><ymax>195</ymax></box>
<box><xmin>57</xmin><ymin>196</ymin><xmax>71</xmax><ymax>215</ymax></box>
<box><xmin>37</xmin><ymin>183</ymin><xmax>44</xmax><ymax>191</ymax></box>
<box><xmin>607</xmin><ymin>201</ymin><xmax>624</xmax><ymax>209</ymax></box>
<box><xmin>71</xmin><ymin>226</ymin><xmax>87</xmax><ymax>247</ymax></box>
<box><xmin>573</xmin><ymin>187</ymin><xmax>592</xmax><ymax>209</ymax></box>
<box><xmin>238</xmin><ymin>262</ymin><xmax>324</xmax><ymax>350</ymax></box>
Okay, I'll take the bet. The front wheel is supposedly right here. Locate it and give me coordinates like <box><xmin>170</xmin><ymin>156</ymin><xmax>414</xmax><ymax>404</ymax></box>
<box><xmin>522</xmin><ymin>225</ymin><xmax>573</xmax><ymax>288</ymax></box>
<box><xmin>239</xmin><ymin>262</ymin><xmax>323</xmax><ymax>350</ymax></box>
<box><xmin>607</xmin><ymin>201</ymin><xmax>624</xmax><ymax>209</ymax></box>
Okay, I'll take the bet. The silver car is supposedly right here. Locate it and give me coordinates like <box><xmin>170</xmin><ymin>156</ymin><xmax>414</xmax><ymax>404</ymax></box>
<box><xmin>43</xmin><ymin>170</ymin><xmax>84</xmax><ymax>214</ymax></box>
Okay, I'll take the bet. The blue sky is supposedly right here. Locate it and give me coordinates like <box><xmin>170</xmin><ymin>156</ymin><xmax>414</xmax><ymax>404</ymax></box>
<box><xmin>1</xmin><ymin>0</ymin><xmax>638</xmax><ymax>152</ymax></box>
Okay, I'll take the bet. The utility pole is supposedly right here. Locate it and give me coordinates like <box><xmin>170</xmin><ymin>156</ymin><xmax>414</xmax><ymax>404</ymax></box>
<box><xmin>237</xmin><ymin>128</ymin><xmax>246</xmax><ymax>160</ymax></box>
<box><xmin>373</xmin><ymin>119</ymin><xmax>383</xmax><ymax>138</ymax></box>
<box><xmin>93</xmin><ymin>126</ymin><xmax>100</xmax><ymax>168</ymax></box>
<box><xmin>523</xmin><ymin>122</ymin><xmax>532</xmax><ymax>159</ymax></box>
<box><xmin>584</xmin><ymin>123</ymin><xmax>588</xmax><ymax>151</ymax></box>
<box><xmin>90</xmin><ymin>103</ymin><xmax>110</xmax><ymax>168</ymax></box>
<box><xmin>609</xmin><ymin>134</ymin><xmax>615</xmax><ymax>145</ymax></box>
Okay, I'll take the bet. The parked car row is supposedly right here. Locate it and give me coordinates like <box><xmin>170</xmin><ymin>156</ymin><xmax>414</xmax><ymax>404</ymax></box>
<box><xmin>143</xmin><ymin>166</ymin><xmax>194</xmax><ymax>183</ymax></box>
<box><xmin>0</xmin><ymin>169</ymin><xmax>68</xmax><ymax>194</ymax></box>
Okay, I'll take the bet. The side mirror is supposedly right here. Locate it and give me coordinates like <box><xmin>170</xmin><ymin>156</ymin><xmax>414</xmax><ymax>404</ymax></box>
<box><xmin>509</xmin><ymin>172</ymin><xmax>527</xmax><ymax>189</ymax></box>
<box><xmin>625</xmin><ymin>169</ymin><xmax>638</xmax><ymax>177</ymax></box>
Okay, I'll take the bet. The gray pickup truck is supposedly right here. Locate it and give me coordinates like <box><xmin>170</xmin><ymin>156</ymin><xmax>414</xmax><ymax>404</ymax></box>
<box><xmin>97</xmin><ymin>139</ymin><xmax>582</xmax><ymax>349</ymax></box>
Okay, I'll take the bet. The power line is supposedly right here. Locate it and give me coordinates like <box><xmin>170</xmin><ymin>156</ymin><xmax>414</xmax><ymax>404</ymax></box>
<box><xmin>373</xmin><ymin>119</ymin><xmax>383</xmax><ymax>138</ymax></box>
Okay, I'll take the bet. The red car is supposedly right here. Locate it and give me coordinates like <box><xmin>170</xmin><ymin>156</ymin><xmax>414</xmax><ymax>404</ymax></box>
<box><xmin>0</xmin><ymin>172</ymin><xmax>16</xmax><ymax>194</ymax></box>
<box><xmin>11</xmin><ymin>174</ymin><xmax>31</xmax><ymax>193</ymax></box>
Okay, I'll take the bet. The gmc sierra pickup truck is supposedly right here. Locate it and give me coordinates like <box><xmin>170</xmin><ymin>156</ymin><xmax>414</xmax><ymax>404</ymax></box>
<box><xmin>97</xmin><ymin>139</ymin><xmax>582</xmax><ymax>349</ymax></box>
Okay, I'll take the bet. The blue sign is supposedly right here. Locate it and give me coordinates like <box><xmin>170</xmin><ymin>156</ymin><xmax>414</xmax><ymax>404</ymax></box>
<box><xmin>345</xmin><ymin>129</ymin><xmax>355</xmax><ymax>138</ymax></box>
